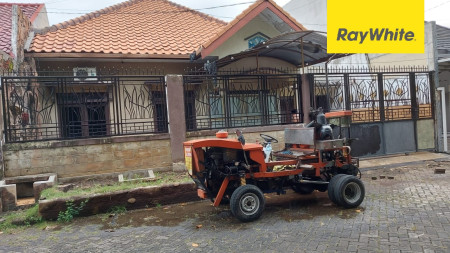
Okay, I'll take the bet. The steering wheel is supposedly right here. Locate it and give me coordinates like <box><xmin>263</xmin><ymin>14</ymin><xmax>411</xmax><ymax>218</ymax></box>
<box><xmin>260</xmin><ymin>134</ymin><xmax>278</xmax><ymax>143</ymax></box>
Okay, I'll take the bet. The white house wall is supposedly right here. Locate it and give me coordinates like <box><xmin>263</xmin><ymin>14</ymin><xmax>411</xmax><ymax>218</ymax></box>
<box><xmin>209</xmin><ymin>15</ymin><xmax>283</xmax><ymax>59</ymax></box>
<box><xmin>31</xmin><ymin>6</ymin><xmax>49</xmax><ymax>29</ymax></box>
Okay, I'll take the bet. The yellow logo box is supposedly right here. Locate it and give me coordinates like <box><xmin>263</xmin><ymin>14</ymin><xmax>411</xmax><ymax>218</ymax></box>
<box><xmin>327</xmin><ymin>0</ymin><xmax>424</xmax><ymax>53</ymax></box>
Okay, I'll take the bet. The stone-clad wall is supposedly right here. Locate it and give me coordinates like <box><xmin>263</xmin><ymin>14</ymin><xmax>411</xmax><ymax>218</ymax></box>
<box><xmin>3</xmin><ymin>135</ymin><xmax>172</xmax><ymax>178</ymax></box>
<box><xmin>11</xmin><ymin>5</ymin><xmax>33</xmax><ymax>73</ymax></box>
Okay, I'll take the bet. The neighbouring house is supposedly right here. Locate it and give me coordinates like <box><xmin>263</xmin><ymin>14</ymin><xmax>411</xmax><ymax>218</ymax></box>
<box><xmin>0</xmin><ymin>3</ymin><xmax>49</xmax><ymax>176</ymax></box>
<box><xmin>0</xmin><ymin>3</ymin><xmax>48</xmax><ymax>74</ymax></box>
<box><xmin>283</xmin><ymin>0</ymin><xmax>448</xmax><ymax>152</ymax></box>
<box><xmin>436</xmin><ymin>25</ymin><xmax>450</xmax><ymax>136</ymax></box>
<box><xmin>283</xmin><ymin>0</ymin><xmax>438</xmax><ymax>69</ymax></box>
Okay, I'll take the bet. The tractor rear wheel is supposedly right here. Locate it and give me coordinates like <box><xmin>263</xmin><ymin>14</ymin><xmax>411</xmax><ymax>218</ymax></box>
<box><xmin>333</xmin><ymin>175</ymin><xmax>365</xmax><ymax>208</ymax></box>
<box><xmin>230</xmin><ymin>184</ymin><xmax>265</xmax><ymax>222</ymax></box>
<box><xmin>328</xmin><ymin>174</ymin><xmax>346</xmax><ymax>204</ymax></box>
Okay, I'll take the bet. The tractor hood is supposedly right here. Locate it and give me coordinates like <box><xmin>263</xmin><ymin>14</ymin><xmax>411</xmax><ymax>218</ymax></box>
<box><xmin>184</xmin><ymin>138</ymin><xmax>262</xmax><ymax>151</ymax></box>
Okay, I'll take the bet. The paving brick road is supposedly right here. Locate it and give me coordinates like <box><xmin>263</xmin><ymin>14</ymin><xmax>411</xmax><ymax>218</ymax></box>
<box><xmin>0</xmin><ymin>159</ymin><xmax>449</xmax><ymax>253</ymax></box>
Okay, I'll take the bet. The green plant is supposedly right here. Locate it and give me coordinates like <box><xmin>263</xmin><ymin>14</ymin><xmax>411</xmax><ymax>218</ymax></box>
<box><xmin>108</xmin><ymin>205</ymin><xmax>127</xmax><ymax>215</ymax></box>
<box><xmin>57</xmin><ymin>199</ymin><xmax>89</xmax><ymax>223</ymax></box>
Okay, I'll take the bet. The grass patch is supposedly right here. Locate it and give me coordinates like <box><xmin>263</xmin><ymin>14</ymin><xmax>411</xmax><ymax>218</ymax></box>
<box><xmin>108</xmin><ymin>205</ymin><xmax>127</xmax><ymax>215</ymax></box>
<box><xmin>0</xmin><ymin>172</ymin><xmax>190</xmax><ymax>233</ymax></box>
<box><xmin>0</xmin><ymin>204</ymin><xmax>50</xmax><ymax>233</ymax></box>
<box><xmin>40</xmin><ymin>172</ymin><xmax>191</xmax><ymax>201</ymax></box>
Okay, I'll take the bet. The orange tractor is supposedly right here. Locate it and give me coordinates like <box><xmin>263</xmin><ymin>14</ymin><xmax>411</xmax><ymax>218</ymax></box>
<box><xmin>183</xmin><ymin>109</ymin><xmax>364</xmax><ymax>222</ymax></box>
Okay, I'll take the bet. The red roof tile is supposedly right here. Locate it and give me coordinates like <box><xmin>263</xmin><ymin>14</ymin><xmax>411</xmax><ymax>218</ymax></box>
<box><xmin>0</xmin><ymin>3</ymin><xmax>43</xmax><ymax>55</ymax></box>
<box><xmin>29</xmin><ymin>0</ymin><xmax>227</xmax><ymax>57</ymax></box>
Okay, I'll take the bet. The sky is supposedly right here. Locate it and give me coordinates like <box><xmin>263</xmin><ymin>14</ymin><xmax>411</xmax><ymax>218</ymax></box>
<box><xmin>1</xmin><ymin>0</ymin><xmax>449</xmax><ymax>28</ymax></box>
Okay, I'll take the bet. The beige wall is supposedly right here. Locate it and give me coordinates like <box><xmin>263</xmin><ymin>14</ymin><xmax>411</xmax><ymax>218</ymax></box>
<box><xmin>210</xmin><ymin>15</ymin><xmax>283</xmax><ymax>59</ymax></box>
<box><xmin>3</xmin><ymin>134</ymin><xmax>172</xmax><ymax>178</ymax></box>
<box><xmin>369</xmin><ymin>53</ymin><xmax>428</xmax><ymax>68</ymax></box>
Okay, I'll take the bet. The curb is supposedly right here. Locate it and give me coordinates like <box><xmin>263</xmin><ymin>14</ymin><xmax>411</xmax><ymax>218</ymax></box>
<box><xmin>360</xmin><ymin>157</ymin><xmax>450</xmax><ymax>171</ymax></box>
<box><xmin>39</xmin><ymin>182</ymin><xmax>198</xmax><ymax>220</ymax></box>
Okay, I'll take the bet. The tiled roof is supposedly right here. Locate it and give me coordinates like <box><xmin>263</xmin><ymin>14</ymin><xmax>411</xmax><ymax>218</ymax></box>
<box><xmin>29</xmin><ymin>0</ymin><xmax>227</xmax><ymax>57</ymax></box>
<box><xmin>0</xmin><ymin>3</ymin><xmax>43</xmax><ymax>55</ymax></box>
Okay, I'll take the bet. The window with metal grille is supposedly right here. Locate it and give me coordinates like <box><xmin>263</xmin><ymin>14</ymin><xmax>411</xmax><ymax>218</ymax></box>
<box><xmin>58</xmin><ymin>93</ymin><xmax>108</xmax><ymax>138</ymax></box>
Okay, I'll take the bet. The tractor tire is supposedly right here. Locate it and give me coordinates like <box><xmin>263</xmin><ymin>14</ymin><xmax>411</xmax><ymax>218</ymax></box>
<box><xmin>327</xmin><ymin>174</ymin><xmax>347</xmax><ymax>204</ymax></box>
<box><xmin>230</xmin><ymin>184</ymin><xmax>265</xmax><ymax>222</ymax></box>
<box><xmin>333</xmin><ymin>175</ymin><xmax>365</xmax><ymax>208</ymax></box>
<box><xmin>291</xmin><ymin>184</ymin><xmax>315</xmax><ymax>194</ymax></box>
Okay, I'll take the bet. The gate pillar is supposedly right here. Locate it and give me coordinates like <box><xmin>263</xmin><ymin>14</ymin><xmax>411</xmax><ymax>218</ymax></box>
<box><xmin>166</xmin><ymin>75</ymin><xmax>186</xmax><ymax>164</ymax></box>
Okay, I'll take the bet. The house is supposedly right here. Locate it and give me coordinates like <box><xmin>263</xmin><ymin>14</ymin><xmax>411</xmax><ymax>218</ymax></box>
<box><xmin>2</xmin><ymin>0</ymin><xmax>315</xmax><ymax>179</ymax></box>
<box><xmin>0</xmin><ymin>0</ymin><xmax>439</xmax><ymax>185</ymax></box>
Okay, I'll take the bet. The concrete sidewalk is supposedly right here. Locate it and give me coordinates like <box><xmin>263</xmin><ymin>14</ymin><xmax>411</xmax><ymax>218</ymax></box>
<box><xmin>2</xmin><ymin>152</ymin><xmax>449</xmax><ymax>252</ymax></box>
<box><xmin>359</xmin><ymin>151</ymin><xmax>450</xmax><ymax>169</ymax></box>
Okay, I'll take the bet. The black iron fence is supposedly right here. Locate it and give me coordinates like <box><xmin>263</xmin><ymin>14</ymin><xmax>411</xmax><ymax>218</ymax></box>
<box><xmin>1</xmin><ymin>75</ymin><xmax>167</xmax><ymax>143</ymax></box>
<box><xmin>183</xmin><ymin>73</ymin><xmax>302</xmax><ymax>131</ymax></box>
<box><xmin>312</xmin><ymin>70</ymin><xmax>433</xmax><ymax>123</ymax></box>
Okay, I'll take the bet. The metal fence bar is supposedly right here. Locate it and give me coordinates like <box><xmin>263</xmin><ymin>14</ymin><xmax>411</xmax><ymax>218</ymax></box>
<box><xmin>409</xmin><ymin>73</ymin><xmax>418</xmax><ymax>120</ymax></box>
<box><xmin>378</xmin><ymin>73</ymin><xmax>385</xmax><ymax>122</ymax></box>
<box><xmin>312</xmin><ymin>71</ymin><xmax>433</xmax><ymax>123</ymax></box>
<box><xmin>1</xmin><ymin>75</ymin><xmax>168</xmax><ymax>143</ymax></box>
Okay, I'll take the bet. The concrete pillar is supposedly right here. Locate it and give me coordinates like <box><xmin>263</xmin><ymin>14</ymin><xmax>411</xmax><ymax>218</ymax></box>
<box><xmin>428</xmin><ymin>21</ymin><xmax>444</xmax><ymax>152</ymax></box>
<box><xmin>166</xmin><ymin>75</ymin><xmax>186</xmax><ymax>163</ymax></box>
<box><xmin>0</xmin><ymin>181</ymin><xmax>17</xmax><ymax>212</ymax></box>
<box><xmin>11</xmin><ymin>5</ymin><xmax>20</xmax><ymax>73</ymax></box>
<box><xmin>301</xmin><ymin>74</ymin><xmax>312</xmax><ymax>124</ymax></box>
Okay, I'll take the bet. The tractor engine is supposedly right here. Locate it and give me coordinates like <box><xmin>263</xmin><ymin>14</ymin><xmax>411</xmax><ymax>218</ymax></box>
<box><xmin>203</xmin><ymin>147</ymin><xmax>248</xmax><ymax>195</ymax></box>
<box><xmin>307</xmin><ymin>107</ymin><xmax>333</xmax><ymax>140</ymax></box>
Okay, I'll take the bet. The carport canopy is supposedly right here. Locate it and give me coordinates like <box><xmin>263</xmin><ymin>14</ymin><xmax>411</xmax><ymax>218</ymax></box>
<box><xmin>216</xmin><ymin>31</ymin><xmax>349</xmax><ymax>68</ymax></box>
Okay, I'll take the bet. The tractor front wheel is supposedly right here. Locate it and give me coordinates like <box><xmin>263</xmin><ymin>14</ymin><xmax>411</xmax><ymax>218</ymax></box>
<box><xmin>333</xmin><ymin>175</ymin><xmax>365</xmax><ymax>208</ymax></box>
<box><xmin>230</xmin><ymin>184</ymin><xmax>265</xmax><ymax>222</ymax></box>
<box><xmin>328</xmin><ymin>174</ymin><xmax>347</xmax><ymax>204</ymax></box>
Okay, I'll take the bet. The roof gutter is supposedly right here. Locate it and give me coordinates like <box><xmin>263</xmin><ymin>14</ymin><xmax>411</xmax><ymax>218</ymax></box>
<box><xmin>25</xmin><ymin>52</ymin><xmax>192</xmax><ymax>60</ymax></box>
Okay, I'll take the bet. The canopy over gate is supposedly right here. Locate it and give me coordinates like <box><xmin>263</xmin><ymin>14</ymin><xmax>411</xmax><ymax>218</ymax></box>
<box><xmin>216</xmin><ymin>31</ymin><xmax>349</xmax><ymax>68</ymax></box>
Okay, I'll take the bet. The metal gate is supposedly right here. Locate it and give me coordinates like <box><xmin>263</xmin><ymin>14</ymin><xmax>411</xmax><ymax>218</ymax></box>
<box><xmin>312</xmin><ymin>68</ymin><xmax>434</xmax><ymax>157</ymax></box>
<box><xmin>183</xmin><ymin>72</ymin><xmax>303</xmax><ymax>131</ymax></box>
